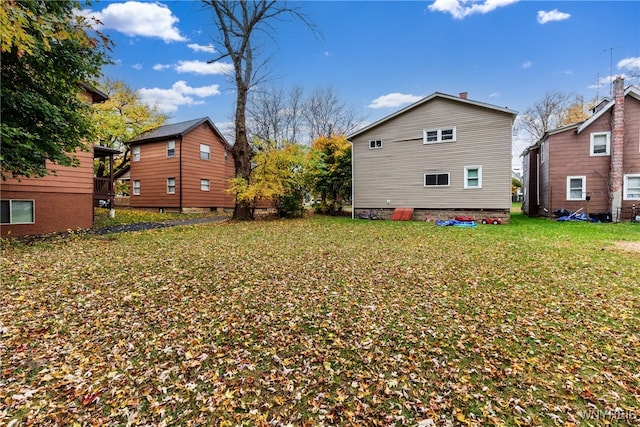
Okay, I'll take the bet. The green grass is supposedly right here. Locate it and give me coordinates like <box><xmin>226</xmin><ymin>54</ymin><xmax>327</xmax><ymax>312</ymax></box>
<box><xmin>93</xmin><ymin>207</ymin><xmax>226</xmax><ymax>229</ymax></box>
<box><xmin>1</xmin><ymin>213</ymin><xmax>638</xmax><ymax>426</ymax></box>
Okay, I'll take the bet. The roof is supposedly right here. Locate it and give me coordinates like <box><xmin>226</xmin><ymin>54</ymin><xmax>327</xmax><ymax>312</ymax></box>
<box><xmin>128</xmin><ymin>117</ymin><xmax>231</xmax><ymax>148</ymax></box>
<box><xmin>577</xmin><ymin>85</ymin><xmax>640</xmax><ymax>134</ymax></box>
<box><xmin>81</xmin><ymin>83</ymin><xmax>108</xmax><ymax>103</ymax></box>
<box><xmin>347</xmin><ymin>92</ymin><xmax>518</xmax><ymax>140</ymax></box>
<box><xmin>93</xmin><ymin>145</ymin><xmax>121</xmax><ymax>158</ymax></box>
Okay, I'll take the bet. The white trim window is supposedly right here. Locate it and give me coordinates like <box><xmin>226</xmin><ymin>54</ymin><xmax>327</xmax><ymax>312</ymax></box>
<box><xmin>464</xmin><ymin>166</ymin><xmax>482</xmax><ymax>189</ymax></box>
<box><xmin>624</xmin><ymin>174</ymin><xmax>640</xmax><ymax>200</ymax></box>
<box><xmin>369</xmin><ymin>140</ymin><xmax>382</xmax><ymax>149</ymax></box>
<box><xmin>200</xmin><ymin>179</ymin><xmax>210</xmax><ymax>191</ymax></box>
<box><xmin>1</xmin><ymin>199</ymin><xmax>35</xmax><ymax>224</ymax></box>
<box><xmin>167</xmin><ymin>178</ymin><xmax>176</xmax><ymax>194</ymax></box>
<box><xmin>200</xmin><ymin>144</ymin><xmax>210</xmax><ymax>160</ymax></box>
<box><xmin>566</xmin><ymin>176</ymin><xmax>586</xmax><ymax>200</ymax></box>
<box><xmin>132</xmin><ymin>146</ymin><xmax>141</xmax><ymax>162</ymax></box>
<box><xmin>132</xmin><ymin>180</ymin><xmax>141</xmax><ymax>195</ymax></box>
<box><xmin>167</xmin><ymin>140</ymin><xmax>176</xmax><ymax>157</ymax></box>
<box><xmin>590</xmin><ymin>131</ymin><xmax>610</xmax><ymax>156</ymax></box>
<box><xmin>423</xmin><ymin>127</ymin><xmax>456</xmax><ymax>144</ymax></box>
<box><xmin>424</xmin><ymin>173</ymin><xmax>450</xmax><ymax>187</ymax></box>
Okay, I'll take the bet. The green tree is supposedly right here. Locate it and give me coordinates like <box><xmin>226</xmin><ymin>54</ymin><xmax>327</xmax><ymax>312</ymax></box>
<box><xmin>91</xmin><ymin>78</ymin><xmax>167</xmax><ymax>173</ymax></box>
<box><xmin>227</xmin><ymin>140</ymin><xmax>310</xmax><ymax>219</ymax></box>
<box><xmin>1</xmin><ymin>0</ymin><xmax>110</xmax><ymax>179</ymax></box>
<box><xmin>309</xmin><ymin>135</ymin><xmax>352</xmax><ymax>214</ymax></box>
<box><xmin>202</xmin><ymin>0</ymin><xmax>314</xmax><ymax>219</ymax></box>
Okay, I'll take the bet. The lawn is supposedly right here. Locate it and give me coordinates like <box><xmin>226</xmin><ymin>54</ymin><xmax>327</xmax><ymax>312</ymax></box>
<box><xmin>1</xmin><ymin>213</ymin><xmax>639</xmax><ymax>426</ymax></box>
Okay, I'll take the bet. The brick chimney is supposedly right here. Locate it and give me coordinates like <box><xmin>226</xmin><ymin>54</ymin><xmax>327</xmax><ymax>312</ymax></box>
<box><xmin>611</xmin><ymin>76</ymin><xmax>625</xmax><ymax>221</ymax></box>
<box><xmin>459</xmin><ymin>92</ymin><xmax>468</xmax><ymax>100</ymax></box>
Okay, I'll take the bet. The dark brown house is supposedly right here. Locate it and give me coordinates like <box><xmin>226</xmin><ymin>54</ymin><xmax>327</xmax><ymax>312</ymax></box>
<box><xmin>1</xmin><ymin>87</ymin><xmax>119</xmax><ymax>237</ymax></box>
<box><xmin>127</xmin><ymin>117</ymin><xmax>235</xmax><ymax>212</ymax></box>
<box><xmin>522</xmin><ymin>78</ymin><xmax>640</xmax><ymax>221</ymax></box>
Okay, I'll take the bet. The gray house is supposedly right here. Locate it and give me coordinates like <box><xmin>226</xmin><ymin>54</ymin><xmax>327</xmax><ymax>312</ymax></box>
<box><xmin>348</xmin><ymin>92</ymin><xmax>517</xmax><ymax>221</ymax></box>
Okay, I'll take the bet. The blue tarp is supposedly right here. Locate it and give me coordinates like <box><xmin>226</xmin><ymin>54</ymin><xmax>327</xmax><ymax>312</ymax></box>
<box><xmin>557</xmin><ymin>212</ymin><xmax>598</xmax><ymax>222</ymax></box>
<box><xmin>435</xmin><ymin>219</ymin><xmax>478</xmax><ymax>227</ymax></box>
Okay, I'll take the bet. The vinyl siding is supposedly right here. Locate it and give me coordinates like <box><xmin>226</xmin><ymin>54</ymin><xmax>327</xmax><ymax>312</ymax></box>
<box><xmin>130</xmin><ymin>139</ymin><xmax>181</xmax><ymax>207</ymax></box>
<box><xmin>352</xmin><ymin>98</ymin><xmax>513</xmax><ymax>209</ymax></box>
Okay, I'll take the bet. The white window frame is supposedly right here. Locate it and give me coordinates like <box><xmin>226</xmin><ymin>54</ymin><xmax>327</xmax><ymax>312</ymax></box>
<box><xmin>423</xmin><ymin>127</ymin><xmax>456</xmax><ymax>144</ymax></box>
<box><xmin>132</xmin><ymin>146</ymin><xmax>141</xmax><ymax>162</ymax></box>
<box><xmin>590</xmin><ymin>131</ymin><xmax>610</xmax><ymax>156</ymax></box>
<box><xmin>132</xmin><ymin>180</ymin><xmax>141</xmax><ymax>195</ymax></box>
<box><xmin>200</xmin><ymin>179</ymin><xmax>210</xmax><ymax>191</ymax></box>
<box><xmin>167</xmin><ymin>178</ymin><xmax>176</xmax><ymax>194</ymax></box>
<box><xmin>166</xmin><ymin>140</ymin><xmax>176</xmax><ymax>158</ymax></box>
<box><xmin>464</xmin><ymin>166</ymin><xmax>483</xmax><ymax>189</ymax></box>
<box><xmin>624</xmin><ymin>174</ymin><xmax>640</xmax><ymax>200</ymax></box>
<box><xmin>200</xmin><ymin>144</ymin><xmax>210</xmax><ymax>160</ymax></box>
<box><xmin>1</xmin><ymin>199</ymin><xmax>35</xmax><ymax>224</ymax></box>
<box><xmin>369</xmin><ymin>140</ymin><xmax>382</xmax><ymax>149</ymax></box>
<box><xmin>566</xmin><ymin>176</ymin><xmax>586</xmax><ymax>201</ymax></box>
<box><xmin>424</xmin><ymin>173</ymin><xmax>450</xmax><ymax>187</ymax></box>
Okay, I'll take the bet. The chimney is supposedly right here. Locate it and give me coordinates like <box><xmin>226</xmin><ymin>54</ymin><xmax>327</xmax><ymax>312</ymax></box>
<box><xmin>459</xmin><ymin>92</ymin><xmax>468</xmax><ymax>100</ymax></box>
<box><xmin>611</xmin><ymin>76</ymin><xmax>625</xmax><ymax>221</ymax></box>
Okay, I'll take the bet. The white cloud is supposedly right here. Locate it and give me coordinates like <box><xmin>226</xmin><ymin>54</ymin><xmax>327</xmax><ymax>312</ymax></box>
<box><xmin>188</xmin><ymin>43</ymin><xmax>216</xmax><ymax>53</ymax></box>
<box><xmin>522</xmin><ymin>60</ymin><xmax>532</xmax><ymax>69</ymax></box>
<box><xmin>368</xmin><ymin>93</ymin><xmax>423</xmax><ymax>109</ymax></box>
<box><xmin>175</xmin><ymin>60</ymin><xmax>234</xmax><ymax>75</ymax></box>
<box><xmin>138</xmin><ymin>81</ymin><xmax>221</xmax><ymax>114</ymax></box>
<box><xmin>537</xmin><ymin>9</ymin><xmax>571</xmax><ymax>24</ymax></box>
<box><xmin>82</xmin><ymin>1</ymin><xmax>186</xmax><ymax>42</ymax></box>
<box><xmin>132</xmin><ymin>63</ymin><xmax>142</xmax><ymax>70</ymax></box>
<box><xmin>428</xmin><ymin>0</ymin><xmax>518</xmax><ymax>19</ymax></box>
<box><xmin>153</xmin><ymin>64</ymin><xmax>172</xmax><ymax>71</ymax></box>
<box><xmin>618</xmin><ymin>57</ymin><xmax>640</xmax><ymax>71</ymax></box>
<box><xmin>489</xmin><ymin>92</ymin><xmax>501</xmax><ymax>98</ymax></box>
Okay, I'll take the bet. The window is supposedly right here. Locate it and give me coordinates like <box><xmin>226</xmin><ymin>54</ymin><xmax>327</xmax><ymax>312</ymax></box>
<box><xmin>423</xmin><ymin>127</ymin><xmax>456</xmax><ymax>144</ymax></box>
<box><xmin>133</xmin><ymin>180</ymin><xmax>141</xmax><ymax>195</ymax></box>
<box><xmin>369</xmin><ymin>140</ymin><xmax>382</xmax><ymax>149</ymax></box>
<box><xmin>590</xmin><ymin>132</ymin><xmax>610</xmax><ymax>156</ymax></box>
<box><xmin>167</xmin><ymin>140</ymin><xmax>175</xmax><ymax>157</ymax></box>
<box><xmin>624</xmin><ymin>174</ymin><xmax>640</xmax><ymax>200</ymax></box>
<box><xmin>566</xmin><ymin>176</ymin><xmax>586</xmax><ymax>200</ymax></box>
<box><xmin>200</xmin><ymin>144</ymin><xmax>210</xmax><ymax>160</ymax></box>
<box><xmin>1</xmin><ymin>200</ymin><xmax>35</xmax><ymax>224</ymax></box>
<box><xmin>424</xmin><ymin>173</ymin><xmax>450</xmax><ymax>187</ymax></box>
<box><xmin>132</xmin><ymin>146</ymin><xmax>140</xmax><ymax>162</ymax></box>
<box><xmin>200</xmin><ymin>179</ymin><xmax>210</xmax><ymax>191</ymax></box>
<box><xmin>167</xmin><ymin>178</ymin><xmax>176</xmax><ymax>194</ymax></box>
<box><xmin>464</xmin><ymin>166</ymin><xmax>482</xmax><ymax>189</ymax></box>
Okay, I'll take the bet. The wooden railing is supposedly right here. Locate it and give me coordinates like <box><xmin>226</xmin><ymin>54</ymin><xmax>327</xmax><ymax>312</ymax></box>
<box><xmin>94</xmin><ymin>177</ymin><xmax>113</xmax><ymax>196</ymax></box>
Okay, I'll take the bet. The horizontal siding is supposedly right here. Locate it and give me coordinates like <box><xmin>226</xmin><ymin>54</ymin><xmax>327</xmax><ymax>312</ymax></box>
<box><xmin>353</xmin><ymin>98</ymin><xmax>513</xmax><ymax>209</ymax></box>
<box><xmin>548</xmin><ymin>113</ymin><xmax>613</xmax><ymax>214</ymax></box>
<box><xmin>129</xmin><ymin>123</ymin><xmax>236</xmax><ymax>209</ymax></box>
<box><xmin>622</xmin><ymin>97</ymin><xmax>640</xmax><ymax>208</ymax></box>
<box><xmin>130</xmin><ymin>139</ymin><xmax>180</xmax><ymax>207</ymax></box>
<box><xmin>2</xmin><ymin>150</ymin><xmax>94</xmax><ymax>194</ymax></box>
<box><xmin>181</xmin><ymin>124</ymin><xmax>236</xmax><ymax>208</ymax></box>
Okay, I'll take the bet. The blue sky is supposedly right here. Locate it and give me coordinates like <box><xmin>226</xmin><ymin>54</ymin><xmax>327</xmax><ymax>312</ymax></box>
<box><xmin>82</xmin><ymin>0</ymin><xmax>640</xmax><ymax>166</ymax></box>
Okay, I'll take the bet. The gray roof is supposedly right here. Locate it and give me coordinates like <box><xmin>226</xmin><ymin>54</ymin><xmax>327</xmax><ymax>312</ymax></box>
<box><xmin>348</xmin><ymin>92</ymin><xmax>518</xmax><ymax>140</ymax></box>
<box><xmin>128</xmin><ymin>117</ymin><xmax>230</xmax><ymax>147</ymax></box>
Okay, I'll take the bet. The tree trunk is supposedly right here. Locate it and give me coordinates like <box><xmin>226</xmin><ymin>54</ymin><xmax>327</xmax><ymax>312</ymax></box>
<box><xmin>232</xmin><ymin>82</ymin><xmax>253</xmax><ymax>220</ymax></box>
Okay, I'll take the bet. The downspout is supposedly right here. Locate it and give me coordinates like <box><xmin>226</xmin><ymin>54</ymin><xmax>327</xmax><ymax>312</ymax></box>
<box><xmin>179</xmin><ymin>136</ymin><xmax>183</xmax><ymax>212</ymax></box>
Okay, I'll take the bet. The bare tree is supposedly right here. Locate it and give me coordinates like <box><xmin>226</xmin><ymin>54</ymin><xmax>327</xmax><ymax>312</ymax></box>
<box><xmin>202</xmin><ymin>0</ymin><xmax>314</xmax><ymax>219</ymax></box>
<box><xmin>303</xmin><ymin>87</ymin><xmax>361</xmax><ymax>141</ymax></box>
<box><xmin>517</xmin><ymin>90</ymin><xmax>574</xmax><ymax>141</ymax></box>
<box><xmin>248</xmin><ymin>85</ymin><xmax>304</xmax><ymax>146</ymax></box>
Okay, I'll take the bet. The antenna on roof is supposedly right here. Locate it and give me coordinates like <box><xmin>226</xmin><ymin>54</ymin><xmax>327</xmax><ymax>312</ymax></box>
<box><xmin>603</xmin><ymin>46</ymin><xmax>621</xmax><ymax>97</ymax></box>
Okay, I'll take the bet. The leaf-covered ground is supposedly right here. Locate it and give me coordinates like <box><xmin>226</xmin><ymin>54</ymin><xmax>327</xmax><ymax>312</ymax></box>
<box><xmin>2</xmin><ymin>215</ymin><xmax>639</xmax><ymax>426</ymax></box>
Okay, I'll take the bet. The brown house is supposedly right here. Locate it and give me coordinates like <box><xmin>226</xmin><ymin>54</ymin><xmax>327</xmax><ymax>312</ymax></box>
<box><xmin>522</xmin><ymin>78</ymin><xmax>640</xmax><ymax>221</ymax></box>
<box><xmin>1</xmin><ymin>86</ymin><xmax>119</xmax><ymax>237</ymax></box>
<box><xmin>127</xmin><ymin>117</ymin><xmax>235</xmax><ymax>212</ymax></box>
